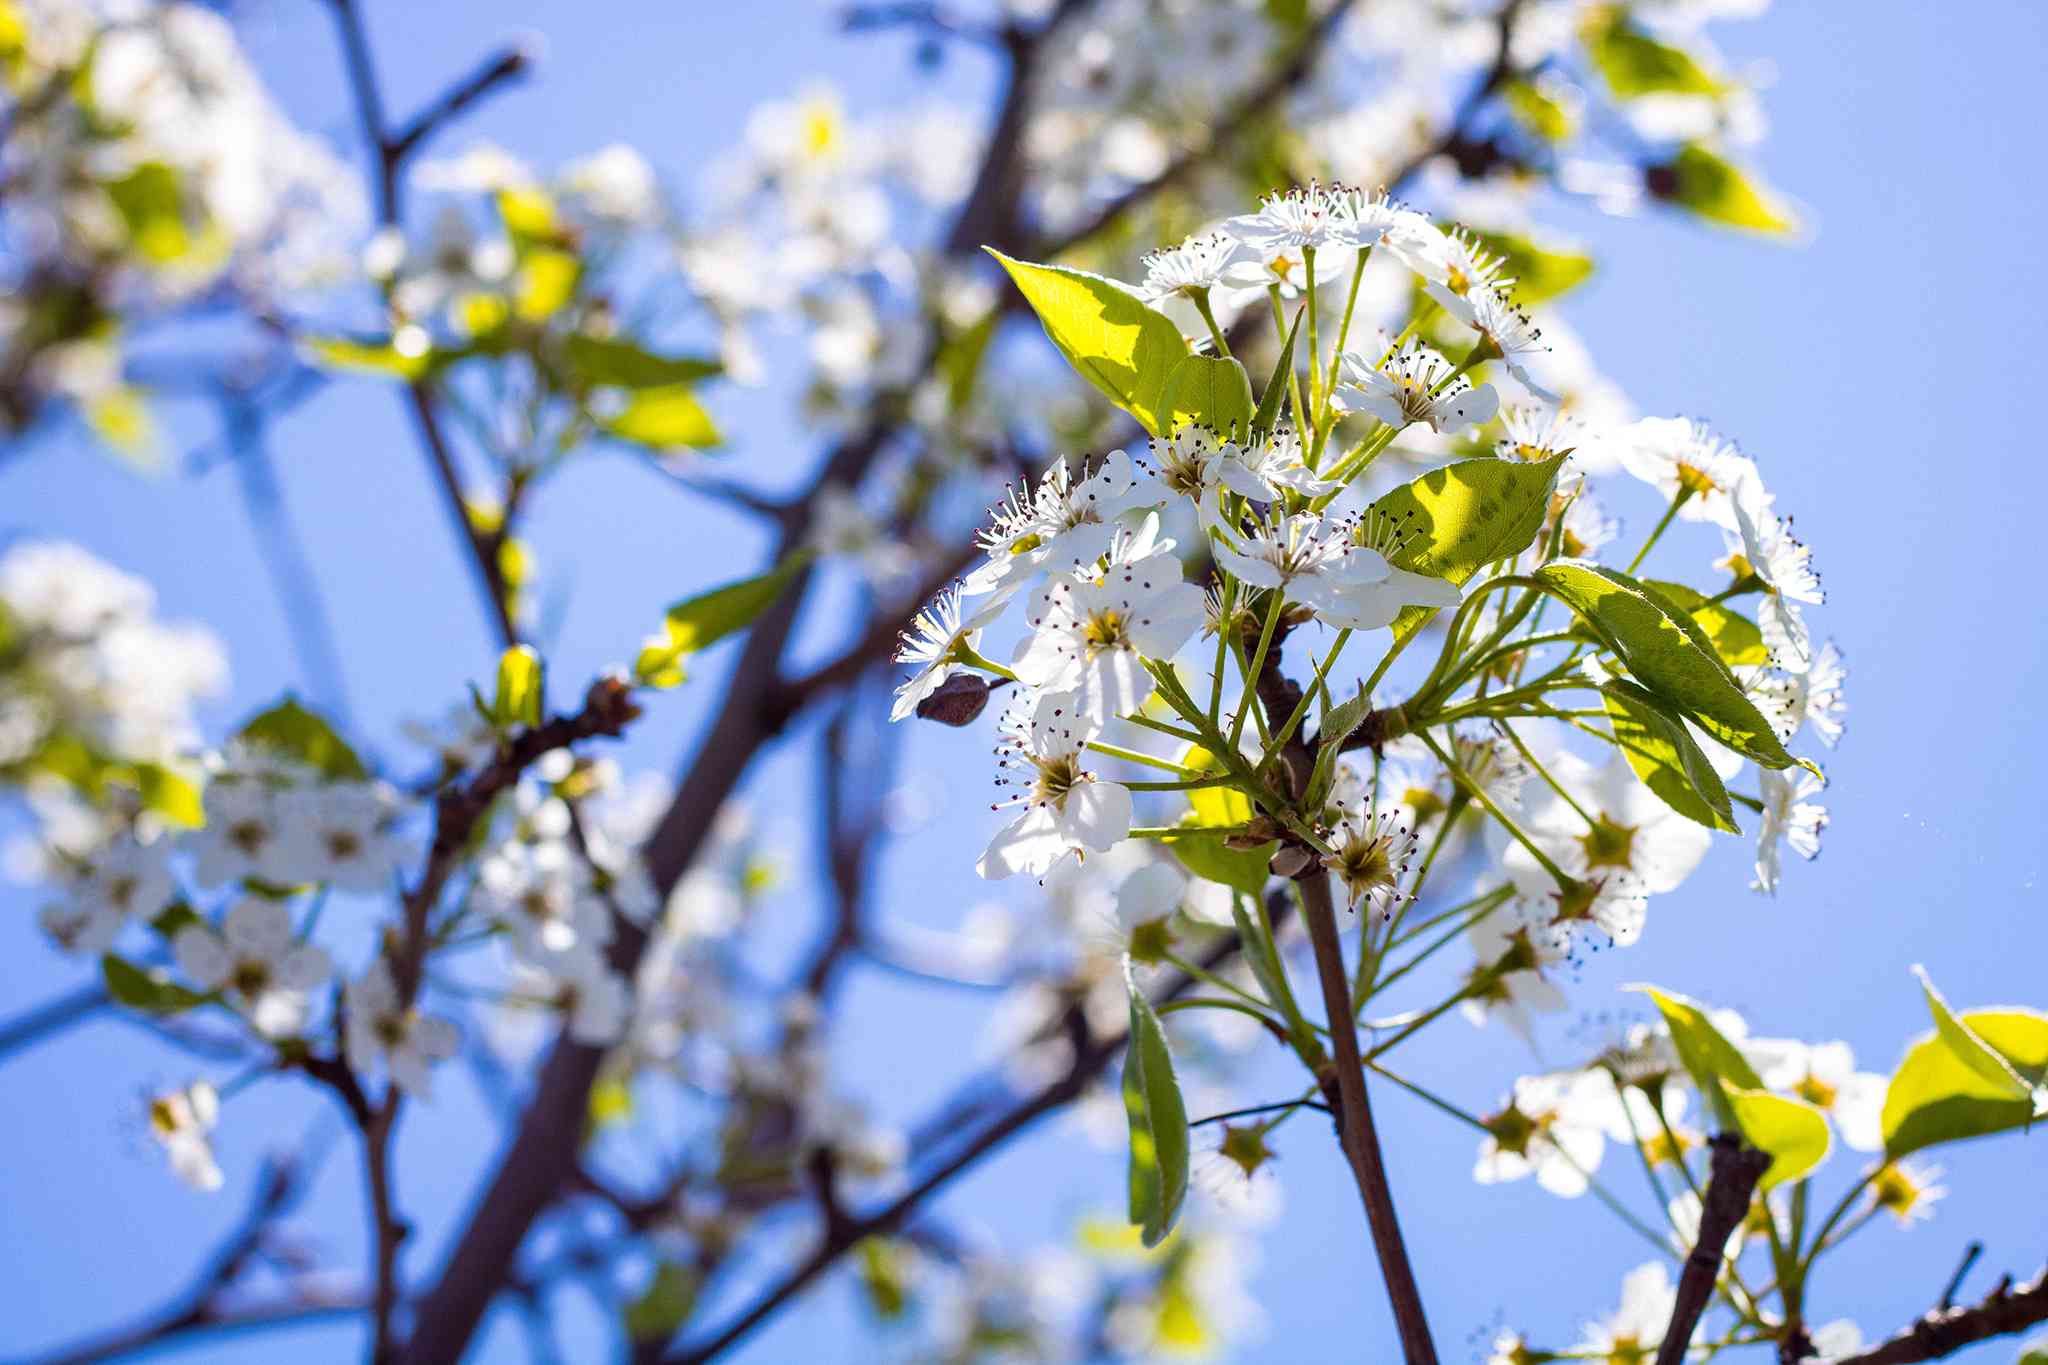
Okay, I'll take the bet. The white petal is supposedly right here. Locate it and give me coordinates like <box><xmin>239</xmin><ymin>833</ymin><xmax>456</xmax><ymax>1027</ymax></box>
<box><xmin>1059</xmin><ymin>780</ymin><xmax>1133</xmax><ymax>853</ymax></box>
<box><xmin>222</xmin><ymin>898</ymin><xmax>292</xmax><ymax>959</ymax></box>
<box><xmin>172</xmin><ymin>927</ymin><xmax>232</xmax><ymax>991</ymax></box>
<box><xmin>977</xmin><ymin>807</ymin><xmax>1069</xmax><ymax>880</ymax></box>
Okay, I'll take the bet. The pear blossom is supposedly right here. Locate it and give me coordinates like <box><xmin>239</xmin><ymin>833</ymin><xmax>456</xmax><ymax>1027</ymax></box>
<box><xmin>1394</xmin><ymin>226</ymin><xmax>1518</xmax><ymax>320</ymax></box>
<box><xmin>474</xmin><ymin>838</ymin><xmax>616</xmax><ymax>960</ymax></box>
<box><xmin>1496</xmin><ymin>404</ymin><xmax>1588</xmax><ymax>464</ymax></box>
<box><xmin>1728</xmin><ymin>475</ymin><xmax>1824</xmax><ymax>668</ymax></box>
<box><xmin>146</xmin><ymin>1081</ymin><xmax>223</xmax><ymax>1192</ymax></box>
<box><xmin>37</xmin><ymin>832</ymin><xmax>173</xmax><ymax>954</ymax></box>
<box><xmin>173</xmin><ymin>898</ymin><xmax>331</xmax><ymax>1037</ymax></box>
<box><xmin>1474</xmin><ymin>1069</ymin><xmax>1619</xmax><ymax>1196</ymax></box>
<box><xmin>1619</xmin><ymin>417</ymin><xmax>1759</xmax><ymax>530</ymax></box>
<box><xmin>343</xmin><ymin>959</ymin><xmax>461</xmax><ymax>1098</ymax></box>
<box><xmin>964</xmin><ymin>451</ymin><xmax>1152</xmax><ymax>598</ymax></box>
<box><xmin>1754</xmin><ymin>767</ymin><xmax>1827</xmax><ymax>895</ymax></box>
<box><xmin>1460</xmin><ymin>912</ymin><xmax>1568</xmax><ymax>1041</ymax></box>
<box><xmin>1331</xmin><ymin>340</ymin><xmax>1500</xmax><ymax>434</ymax></box>
<box><xmin>1321</xmin><ymin>798</ymin><xmax>1417</xmax><ymax>918</ymax></box>
<box><xmin>188</xmin><ymin>775</ymin><xmax>298</xmax><ymax>888</ymax></box>
<box><xmin>1139</xmin><ymin>426</ymin><xmax>1275</xmax><ymax>528</ymax></box>
<box><xmin>1136</xmin><ymin>231</ymin><xmax>1244</xmax><ymax>304</ymax></box>
<box><xmin>276</xmin><ymin>781</ymin><xmax>410</xmax><ymax>894</ymax></box>
<box><xmin>1749</xmin><ymin>640</ymin><xmax>1847</xmax><ymax>747</ymax></box>
<box><xmin>1464</xmin><ymin>287</ymin><xmax>1558</xmax><ymax>402</ymax></box>
<box><xmin>977</xmin><ymin>691</ymin><xmax>1133</xmax><ymax>880</ymax></box>
<box><xmin>518</xmin><ymin>945</ymin><xmax>633</xmax><ymax>1047</ymax></box>
<box><xmin>1220</xmin><ymin>180</ymin><xmax>1368</xmax><ymax>256</ymax></box>
<box><xmin>1868</xmin><ymin>1158</ymin><xmax>1946</xmax><ymax>1225</ymax></box>
<box><xmin>1011</xmin><ymin>564</ymin><xmax>1205</xmax><ymax>722</ymax></box>
<box><xmin>890</xmin><ymin>583</ymin><xmax>1004</xmax><ymax>723</ymax></box>
<box><xmin>1575</xmin><ymin>1263</ymin><xmax>1679</xmax><ymax>1361</ymax></box>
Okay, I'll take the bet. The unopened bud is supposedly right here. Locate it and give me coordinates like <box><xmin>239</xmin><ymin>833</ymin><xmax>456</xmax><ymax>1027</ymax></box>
<box><xmin>1268</xmin><ymin>843</ymin><xmax>1316</xmax><ymax>879</ymax></box>
<box><xmin>915</xmin><ymin>673</ymin><xmax>990</xmax><ymax>727</ymax></box>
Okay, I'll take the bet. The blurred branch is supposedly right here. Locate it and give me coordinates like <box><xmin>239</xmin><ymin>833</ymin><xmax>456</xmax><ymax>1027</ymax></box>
<box><xmin>1656</xmin><ymin>1134</ymin><xmax>1770</xmax><ymax>1365</ymax></box>
<box><xmin>0</xmin><ymin>984</ymin><xmax>106</xmax><ymax>1065</ymax></box>
<box><xmin>842</xmin><ymin>2</ymin><xmax>1004</xmax><ymax>50</ymax></box>
<box><xmin>28</xmin><ymin>1142</ymin><xmax>356</xmax><ymax>1365</ymax></box>
<box><xmin>1826</xmin><ymin>1267</ymin><xmax>2048</xmax><ymax>1365</ymax></box>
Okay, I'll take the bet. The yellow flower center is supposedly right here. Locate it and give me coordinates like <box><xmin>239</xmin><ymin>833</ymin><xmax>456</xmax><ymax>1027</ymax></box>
<box><xmin>1578</xmin><ymin>813</ymin><xmax>1637</xmax><ymax>871</ymax></box>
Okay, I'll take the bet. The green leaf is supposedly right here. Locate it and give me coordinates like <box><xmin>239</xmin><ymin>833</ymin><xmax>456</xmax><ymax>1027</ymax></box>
<box><xmin>1914</xmin><ymin>965</ymin><xmax>2032</xmax><ymax>1100</ymax></box>
<box><xmin>304</xmin><ymin>336</ymin><xmax>434</xmax><ymax>381</ymax></box>
<box><xmin>235</xmin><ymin>696</ymin><xmax>368</xmax><ymax>781</ymax></box>
<box><xmin>1632</xmin><ymin>984</ymin><xmax>1761</xmax><ymax>1130</ymax></box>
<box><xmin>637</xmin><ymin>551</ymin><xmax>811</xmax><ymax>687</ymax></box>
<box><xmin>602</xmin><ymin>385</ymin><xmax>722</xmax><ymax>451</ymax></box>
<box><xmin>1467</xmin><ymin>229</ymin><xmax>1595</xmax><ymax>306</ymax></box>
<box><xmin>105</xmin><ymin>161</ymin><xmax>191</xmax><ymax>263</ymax></box>
<box><xmin>562</xmin><ymin>334</ymin><xmax>720</xmax><ymax>389</ymax></box>
<box><xmin>1251</xmin><ymin>305</ymin><xmax>1303</xmax><ymax>434</ymax></box>
<box><xmin>856</xmin><ymin>1238</ymin><xmax>915</xmax><ymax>1320</ymax></box>
<box><xmin>1502</xmin><ymin>78</ymin><xmax>1575</xmax><ymax>142</ymax></box>
<box><xmin>1641</xmin><ymin>580</ymin><xmax>1768</xmax><ymax>668</ymax></box>
<box><xmin>101</xmin><ymin>954</ymin><xmax>210</xmax><ymax>1015</ymax></box>
<box><xmin>1167</xmin><ymin>745</ymin><xmax>1270</xmax><ymax>895</ymax></box>
<box><xmin>1660</xmin><ymin>143</ymin><xmax>1801</xmax><ymax>237</ymax></box>
<box><xmin>1161</xmin><ymin>354</ymin><xmax>1254</xmax><ymax>442</ymax></box>
<box><xmin>1371</xmin><ymin>455</ymin><xmax>1567</xmax><ymax>644</ymax></box>
<box><xmin>131</xmin><ymin>761</ymin><xmax>205</xmax><ymax>829</ymax></box>
<box><xmin>515</xmin><ymin>247</ymin><xmax>581</xmax><ymax>322</ymax></box>
<box><xmin>1720</xmin><ymin>1082</ymin><xmax>1831</xmax><ymax>1189</ymax></box>
<box><xmin>2020</xmin><ymin>1341</ymin><xmax>2048</xmax><ymax>1365</ymax></box>
<box><xmin>1583</xmin><ymin>8</ymin><xmax>1729</xmax><ymax>99</ymax></box>
<box><xmin>149</xmin><ymin>903</ymin><xmax>203</xmax><ymax>940</ymax></box>
<box><xmin>623</xmin><ymin>1261</ymin><xmax>699</xmax><ymax>1342</ymax></box>
<box><xmin>1881</xmin><ymin>1008</ymin><xmax>2048</xmax><ymax>1158</ymax></box>
<box><xmin>491</xmin><ymin>645</ymin><xmax>545</xmax><ymax>729</ymax></box>
<box><xmin>937</xmin><ymin>308</ymin><xmax>998</xmax><ymax>415</ymax></box>
<box><xmin>1306</xmin><ymin>683</ymin><xmax>1373</xmax><ymax>809</ymax></box>
<box><xmin>1533</xmin><ymin>561</ymin><xmax>1809</xmax><ymax>772</ymax></box>
<box><xmin>1602</xmin><ymin>680</ymin><xmax>1738</xmax><ymax>833</ymax></box>
<box><xmin>1122</xmin><ymin>960</ymin><xmax>1190</xmax><ymax>1248</ymax></box>
<box><xmin>986</xmin><ymin>249</ymin><xmax>1191</xmax><ymax>437</ymax></box>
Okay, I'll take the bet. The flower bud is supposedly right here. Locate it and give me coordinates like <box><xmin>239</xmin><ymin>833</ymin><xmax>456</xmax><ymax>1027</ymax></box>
<box><xmin>914</xmin><ymin>672</ymin><xmax>990</xmax><ymax>727</ymax></box>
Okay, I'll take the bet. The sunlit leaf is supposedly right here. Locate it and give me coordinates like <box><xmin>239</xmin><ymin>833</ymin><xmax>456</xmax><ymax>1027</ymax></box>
<box><xmin>1602</xmin><ymin>679</ymin><xmax>1738</xmax><ymax>833</ymax></box>
<box><xmin>1658</xmin><ymin>143</ymin><xmax>1801</xmax><ymax>237</ymax></box>
<box><xmin>635</xmin><ymin>551</ymin><xmax>811</xmax><ymax>687</ymax></box>
<box><xmin>1251</xmin><ymin>305</ymin><xmax>1303</xmax><ymax>434</ymax></box>
<box><xmin>1882</xmin><ymin>1008</ymin><xmax>2048</xmax><ymax>1158</ymax></box>
<box><xmin>602</xmin><ymin>385</ymin><xmax>722</xmax><ymax>451</ymax></box>
<box><xmin>1372</xmin><ymin>455</ymin><xmax>1567</xmax><ymax>644</ymax></box>
<box><xmin>305</xmin><ymin>336</ymin><xmax>434</xmax><ymax>381</ymax></box>
<box><xmin>1582</xmin><ymin>7</ymin><xmax>1729</xmax><ymax>99</ymax></box>
<box><xmin>515</xmin><ymin>247</ymin><xmax>581</xmax><ymax>322</ymax></box>
<box><xmin>562</xmin><ymin>335</ymin><xmax>719</xmax><ymax>390</ymax></box>
<box><xmin>1467</xmin><ymin>229</ymin><xmax>1595</xmax><ymax>305</ymax></box>
<box><xmin>1720</xmin><ymin>1081</ymin><xmax>1831</xmax><ymax>1189</ymax></box>
<box><xmin>1535</xmin><ymin>561</ymin><xmax>1810</xmax><ymax>772</ymax></box>
<box><xmin>987</xmin><ymin>248</ymin><xmax>1191</xmax><ymax>437</ymax></box>
<box><xmin>1502</xmin><ymin>78</ymin><xmax>1575</xmax><ymax>142</ymax></box>
<box><xmin>1632</xmin><ymin>984</ymin><xmax>1761</xmax><ymax>1130</ymax></box>
<box><xmin>1162</xmin><ymin>354</ymin><xmax>1254</xmax><ymax>441</ymax></box>
<box><xmin>1914</xmin><ymin>965</ymin><xmax>2032</xmax><ymax>1099</ymax></box>
<box><xmin>235</xmin><ymin>696</ymin><xmax>368</xmax><ymax>780</ymax></box>
<box><xmin>1641</xmin><ymin>580</ymin><xmax>1769</xmax><ymax>668</ymax></box>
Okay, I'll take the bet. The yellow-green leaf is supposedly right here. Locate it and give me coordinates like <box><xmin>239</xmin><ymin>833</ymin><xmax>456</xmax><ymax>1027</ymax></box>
<box><xmin>1371</xmin><ymin>455</ymin><xmax>1567</xmax><ymax>644</ymax></box>
<box><xmin>305</xmin><ymin>336</ymin><xmax>433</xmax><ymax>381</ymax></box>
<box><xmin>102</xmin><ymin>954</ymin><xmax>210</xmax><ymax>1015</ymax></box>
<box><xmin>1603</xmin><ymin>679</ymin><xmax>1738</xmax><ymax>833</ymax></box>
<box><xmin>1642</xmin><ymin>580</ymin><xmax>1768</xmax><ymax>668</ymax></box>
<box><xmin>105</xmin><ymin>161</ymin><xmax>191</xmax><ymax>263</ymax></box>
<box><xmin>515</xmin><ymin>247</ymin><xmax>581</xmax><ymax>322</ymax></box>
<box><xmin>563</xmin><ymin>334</ymin><xmax>720</xmax><ymax>389</ymax></box>
<box><xmin>1167</xmin><ymin>745</ymin><xmax>1269</xmax><ymax>895</ymax></box>
<box><xmin>623</xmin><ymin>1262</ymin><xmax>698</xmax><ymax>1342</ymax></box>
<box><xmin>1914</xmin><ymin>965</ymin><xmax>2032</xmax><ymax>1100</ymax></box>
<box><xmin>1535</xmin><ymin>561</ymin><xmax>1809</xmax><ymax>772</ymax></box>
<box><xmin>236</xmin><ymin>696</ymin><xmax>368</xmax><ymax>780</ymax></box>
<box><xmin>491</xmin><ymin>645</ymin><xmax>544</xmax><ymax>729</ymax></box>
<box><xmin>987</xmin><ymin>248</ymin><xmax>1191</xmax><ymax>437</ymax></box>
<box><xmin>1882</xmin><ymin>1008</ymin><xmax>2048</xmax><ymax>1158</ymax></box>
<box><xmin>1502</xmin><ymin>78</ymin><xmax>1576</xmax><ymax>142</ymax></box>
<box><xmin>1659</xmin><ymin>143</ymin><xmax>1800</xmax><ymax>237</ymax></box>
<box><xmin>603</xmin><ymin>385</ymin><xmax>722</xmax><ymax>451</ymax></box>
<box><xmin>1720</xmin><ymin>1082</ymin><xmax>1831</xmax><ymax>1189</ymax></box>
<box><xmin>131</xmin><ymin>761</ymin><xmax>205</xmax><ymax>829</ymax></box>
<box><xmin>1161</xmin><ymin>354</ymin><xmax>1254</xmax><ymax>441</ymax></box>
<box><xmin>1582</xmin><ymin>7</ymin><xmax>1729</xmax><ymax>99</ymax></box>
<box><xmin>1632</xmin><ymin>984</ymin><xmax>1761</xmax><ymax>1130</ymax></box>
<box><xmin>1123</xmin><ymin>959</ymin><xmax>1189</xmax><ymax>1248</ymax></box>
<box><xmin>642</xmin><ymin>551</ymin><xmax>811</xmax><ymax>688</ymax></box>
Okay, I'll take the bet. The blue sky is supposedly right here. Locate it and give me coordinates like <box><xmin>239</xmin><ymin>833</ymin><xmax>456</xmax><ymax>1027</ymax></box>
<box><xmin>4</xmin><ymin>2</ymin><xmax>2047</xmax><ymax>1362</ymax></box>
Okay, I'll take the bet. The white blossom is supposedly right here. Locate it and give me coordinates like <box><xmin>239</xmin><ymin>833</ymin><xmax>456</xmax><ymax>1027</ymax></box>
<box><xmin>977</xmin><ymin>691</ymin><xmax>1132</xmax><ymax>880</ymax></box>
<box><xmin>173</xmin><ymin>897</ymin><xmax>331</xmax><ymax>1037</ymax></box>
<box><xmin>343</xmin><ymin>959</ymin><xmax>461</xmax><ymax>1098</ymax></box>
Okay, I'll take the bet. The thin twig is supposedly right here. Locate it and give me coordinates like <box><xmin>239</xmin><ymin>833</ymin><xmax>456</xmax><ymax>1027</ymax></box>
<box><xmin>1828</xmin><ymin>1266</ymin><xmax>2048</xmax><ymax>1365</ymax></box>
<box><xmin>0</xmin><ymin>985</ymin><xmax>106</xmax><ymax>1065</ymax></box>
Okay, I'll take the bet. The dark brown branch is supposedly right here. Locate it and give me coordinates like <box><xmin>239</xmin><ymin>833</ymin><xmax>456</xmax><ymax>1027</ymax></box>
<box><xmin>404</xmin><ymin>380</ymin><xmax>521</xmax><ymax>648</ymax></box>
<box><xmin>388</xmin><ymin>43</ymin><xmax>535</xmax><ymax>164</ymax></box>
<box><xmin>1656</xmin><ymin>1134</ymin><xmax>1770</xmax><ymax>1365</ymax></box>
<box><xmin>1829</xmin><ymin>1267</ymin><xmax>2048</xmax><ymax>1365</ymax></box>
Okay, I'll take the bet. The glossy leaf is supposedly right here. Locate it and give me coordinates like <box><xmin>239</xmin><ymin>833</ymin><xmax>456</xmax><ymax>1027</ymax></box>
<box><xmin>1231</xmin><ymin>898</ymin><xmax>1319</xmax><ymax>1061</ymax></box>
<box><xmin>1603</xmin><ymin>679</ymin><xmax>1738</xmax><ymax>833</ymax></box>
<box><xmin>1372</xmin><ymin>455</ymin><xmax>1566</xmax><ymax>643</ymax></box>
<box><xmin>236</xmin><ymin>696</ymin><xmax>368</xmax><ymax>781</ymax></box>
<box><xmin>1882</xmin><ymin>1008</ymin><xmax>2048</xmax><ymax>1158</ymax></box>
<box><xmin>1168</xmin><ymin>745</ymin><xmax>1270</xmax><ymax>895</ymax></box>
<box><xmin>1122</xmin><ymin>959</ymin><xmax>1190</xmax><ymax>1248</ymax></box>
<box><xmin>1632</xmin><ymin>984</ymin><xmax>1761</xmax><ymax>1130</ymax></box>
<box><xmin>1535</xmin><ymin>561</ymin><xmax>1809</xmax><ymax>772</ymax></box>
<box><xmin>642</xmin><ymin>551</ymin><xmax>811</xmax><ymax>687</ymax></box>
<box><xmin>1721</xmin><ymin>1082</ymin><xmax>1831</xmax><ymax>1189</ymax></box>
<box><xmin>1162</xmin><ymin>354</ymin><xmax>1254</xmax><ymax>441</ymax></box>
<box><xmin>1642</xmin><ymin>580</ymin><xmax>1768</xmax><ymax>668</ymax></box>
<box><xmin>987</xmin><ymin>249</ymin><xmax>1191</xmax><ymax>437</ymax></box>
<box><xmin>602</xmin><ymin>385</ymin><xmax>722</xmax><ymax>451</ymax></box>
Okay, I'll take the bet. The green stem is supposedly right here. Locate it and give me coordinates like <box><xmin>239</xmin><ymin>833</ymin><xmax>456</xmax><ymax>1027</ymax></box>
<box><xmin>1229</xmin><ymin>587</ymin><xmax>1286</xmax><ymax>750</ymax></box>
<box><xmin>1270</xmin><ymin>286</ymin><xmax>1307</xmax><ymax>436</ymax></box>
<box><xmin>1192</xmin><ymin>289</ymin><xmax>1234</xmax><ymax>360</ymax></box>
<box><xmin>1626</xmin><ymin>487</ymin><xmax>1694</xmax><ymax>575</ymax></box>
<box><xmin>1085</xmin><ymin>741</ymin><xmax>1201</xmax><ymax>776</ymax></box>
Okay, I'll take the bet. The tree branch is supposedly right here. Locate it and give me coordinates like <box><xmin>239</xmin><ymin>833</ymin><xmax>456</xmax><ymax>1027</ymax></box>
<box><xmin>1828</xmin><ymin>1267</ymin><xmax>2048</xmax><ymax>1365</ymax></box>
<box><xmin>0</xmin><ymin>984</ymin><xmax>106</xmax><ymax>1065</ymax></box>
<box><xmin>1656</xmin><ymin>1134</ymin><xmax>1770</xmax><ymax>1365</ymax></box>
